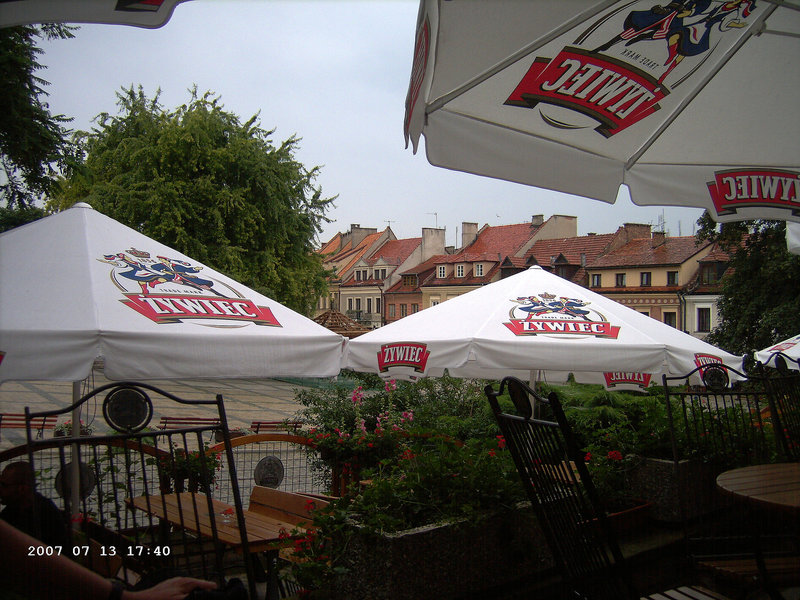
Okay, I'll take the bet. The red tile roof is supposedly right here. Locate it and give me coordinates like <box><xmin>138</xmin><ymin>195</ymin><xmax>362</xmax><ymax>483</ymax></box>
<box><xmin>367</xmin><ymin>237</ymin><xmax>421</xmax><ymax>266</ymax></box>
<box><xmin>590</xmin><ymin>236</ymin><xmax>709</xmax><ymax>268</ymax></box>
<box><xmin>464</xmin><ymin>222</ymin><xmax>538</xmax><ymax>256</ymax></box>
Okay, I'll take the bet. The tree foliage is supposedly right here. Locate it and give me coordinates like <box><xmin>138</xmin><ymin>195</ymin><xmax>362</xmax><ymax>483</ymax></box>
<box><xmin>51</xmin><ymin>86</ymin><xmax>334</xmax><ymax>314</ymax></box>
<box><xmin>697</xmin><ymin>213</ymin><xmax>800</xmax><ymax>355</ymax></box>
<box><xmin>0</xmin><ymin>24</ymin><xmax>76</xmax><ymax>207</ymax></box>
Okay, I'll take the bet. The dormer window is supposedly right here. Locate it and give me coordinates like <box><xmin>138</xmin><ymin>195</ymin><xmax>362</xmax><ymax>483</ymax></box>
<box><xmin>437</xmin><ymin>265</ymin><xmax>446</xmax><ymax>279</ymax></box>
<box><xmin>456</xmin><ymin>264</ymin><xmax>465</xmax><ymax>278</ymax></box>
<box><xmin>475</xmin><ymin>264</ymin><xmax>484</xmax><ymax>277</ymax></box>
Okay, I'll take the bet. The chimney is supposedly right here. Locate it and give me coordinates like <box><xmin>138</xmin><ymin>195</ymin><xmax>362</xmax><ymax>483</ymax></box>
<box><xmin>421</xmin><ymin>227</ymin><xmax>446</xmax><ymax>261</ymax></box>
<box><xmin>462</xmin><ymin>222</ymin><xmax>479</xmax><ymax>248</ymax></box>
<box><xmin>651</xmin><ymin>231</ymin><xmax>666</xmax><ymax>247</ymax></box>
<box><xmin>531</xmin><ymin>214</ymin><xmax>544</xmax><ymax>227</ymax></box>
<box><xmin>350</xmin><ymin>224</ymin><xmax>377</xmax><ymax>248</ymax></box>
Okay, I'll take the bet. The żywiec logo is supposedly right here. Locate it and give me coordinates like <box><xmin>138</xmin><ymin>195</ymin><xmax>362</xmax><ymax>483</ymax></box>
<box><xmin>377</xmin><ymin>342</ymin><xmax>430</xmax><ymax>374</ymax></box>
<box><xmin>604</xmin><ymin>371</ymin><xmax>652</xmax><ymax>389</ymax></box>
<box><xmin>504</xmin><ymin>293</ymin><xmax>620</xmax><ymax>339</ymax></box>
<box><xmin>506</xmin><ymin>1</ymin><xmax>758</xmax><ymax>137</ymax></box>
<box><xmin>506</xmin><ymin>47</ymin><xmax>665</xmax><ymax>138</ymax></box>
<box><xmin>694</xmin><ymin>353</ymin><xmax>723</xmax><ymax>370</ymax></box>
<box><xmin>707</xmin><ymin>169</ymin><xmax>800</xmax><ymax>216</ymax></box>
<box><xmin>100</xmin><ymin>249</ymin><xmax>280</xmax><ymax>327</ymax></box>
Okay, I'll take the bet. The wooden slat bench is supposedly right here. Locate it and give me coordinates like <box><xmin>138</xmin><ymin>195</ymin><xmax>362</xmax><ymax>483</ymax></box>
<box><xmin>249</xmin><ymin>420</ymin><xmax>303</xmax><ymax>434</ymax></box>
<box><xmin>158</xmin><ymin>416</ymin><xmax>220</xmax><ymax>441</ymax></box>
<box><xmin>0</xmin><ymin>414</ymin><xmax>57</xmax><ymax>439</ymax></box>
<box><xmin>248</xmin><ymin>485</ymin><xmax>329</xmax><ymax>528</ymax></box>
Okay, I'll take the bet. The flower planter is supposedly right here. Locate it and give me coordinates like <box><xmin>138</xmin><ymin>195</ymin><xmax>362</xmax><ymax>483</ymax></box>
<box><xmin>325</xmin><ymin>505</ymin><xmax>553</xmax><ymax>600</ymax></box>
<box><xmin>54</xmin><ymin>428</ymin><xmax>92</xmax><ymax>437</ymax></box>
<box><xmin>627</xmin><ymin>457</ymin><xmax>718</xmax><ymax>523</ymax></box>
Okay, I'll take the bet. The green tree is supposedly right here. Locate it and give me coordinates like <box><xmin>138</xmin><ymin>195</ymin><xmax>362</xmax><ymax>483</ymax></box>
<box><xmin>51</xmin><ymin>86</ymin><xmax>334</xmax><ymax>314</ymax></box>
<box><xmin>697</xmin><ymin>213</ymin><xmax>800</xmax><ymax>355</ymax></box>
<box><xmin>0</xmin><ymin>24</ymin><xmax>76</xmax><ymax>208</ymax></box>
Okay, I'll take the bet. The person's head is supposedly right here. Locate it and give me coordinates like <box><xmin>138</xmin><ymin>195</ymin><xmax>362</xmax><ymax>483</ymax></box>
<box><xmin>0</xmin><ymin>462</ymin><xmax>35</xmax><ymax>506</ymax></box>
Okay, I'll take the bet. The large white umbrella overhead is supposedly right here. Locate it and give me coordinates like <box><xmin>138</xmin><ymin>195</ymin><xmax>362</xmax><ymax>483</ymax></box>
<box><xmin>346</xmin><ymin>265</ymin><xmax>742</xmax><ymax>390</ymax></box>
<box><xmin>404</xmin><ymin>0</ymin><xmax>800</xmax><ymax>224</ymax></box>
<box><xmin>755</xmin><ymin>333</ymin><xmax>800</xmax><ymax>370</ymax></box>
<box><xmin>0</xmin><ymin>0</ymin><xmax>189</xmax><ymax>29</ymax></box>
<box><xmin>0</xmin><ymin>203</ymin><xmax>346</xmax><ymax>383</ymax></box>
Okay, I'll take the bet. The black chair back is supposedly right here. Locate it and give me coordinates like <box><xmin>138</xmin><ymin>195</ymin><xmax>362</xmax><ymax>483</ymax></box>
<box><xmin>485</xmin><ymin>377</ymin><xmax>636</xmax><ymax>600</ymax></box>
<box><xmin>761</xmin><ymin>366</ymin><xmax>800</xmax><ymax>462</ymax></box>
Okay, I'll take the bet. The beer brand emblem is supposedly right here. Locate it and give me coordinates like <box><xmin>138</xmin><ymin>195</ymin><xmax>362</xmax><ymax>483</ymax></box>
<box><xmin>504</xmin><ymin>292</ymin><xmax>620</xmax><ymax>339</ymax></box>
<box><xmin>377</xmin><ymin>342</ymin><xmax>430</xmax><ymax>374</ymax></box>
<box><xmin>694</xmin><ymin>353</ymin><xmax>723</xmax><ymax>370</ymax></box>
<box><xmin>506</xmin><ymin>0</ymin><xmax>759</xmax><ymax>137</ymax></box>
<box><xmin>604</xmin><ymin>371</ymin><xmax>652</xmax><ymax>389</ymax></box>
<box><xmin>707</xmin><ymin>169</ymin><xmax>800</xmax><ymax>216</ymax></box>
<box><xmin>100</xmin><ymin>249</ymin><xmax>280</xmax><ymax>327</ymax></box>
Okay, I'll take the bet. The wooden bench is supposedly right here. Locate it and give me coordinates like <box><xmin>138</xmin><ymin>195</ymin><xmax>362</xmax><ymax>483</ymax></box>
<box><xmin>700</xmin><ymin>555</ymin><xmax>800</xmax><ymax>587</ymax></box>
<box><xmin>158</xmin><ymin>416</ymin><xmax>220</xmax><ymax>441</ymax></box>
<box><xmin>248</xmin><ymin>486</ymin><xmax>329</xmax><ymax>528</ymax></box>
<box><xmin>249</xmin><ymin>420</ymin><xmax>303</xmax><ymax>434</ymax></box>
<box><xmin>0</xmin><ymin>414</ymin><xmax>57</xmax><ymax>439</ymax></box>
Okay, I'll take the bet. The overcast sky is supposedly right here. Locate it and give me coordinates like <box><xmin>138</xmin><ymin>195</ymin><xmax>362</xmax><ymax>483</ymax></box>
<box><xmin>37</xmin><ymin>0</ymin><xmax>704</xmax><ymax>247</ymax></box>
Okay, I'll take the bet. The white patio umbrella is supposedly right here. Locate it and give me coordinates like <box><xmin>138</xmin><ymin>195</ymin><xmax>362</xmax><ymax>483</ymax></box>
<box><xmin>0</xmin><ymin>0</ymin><xmax>189</xmax><ymax>29</ymax></box>
<box><xmin>755</xmin><ymin>333</ymin><xmax>800</xmax><ymax>370</ymax></box>
<box><xmin>345</xmin><ymin>266</ymin><xmax>742</xmax><ymax>391</ymax></box>
<box><xmin>404</xmin><ymin>0</ymin><xmax>800</xmax><ymax>225</ymax></box>
<box><xmin>0</xmin><ymin>203</ymin><xmax>345</xmax><ymax>383</ymax></box>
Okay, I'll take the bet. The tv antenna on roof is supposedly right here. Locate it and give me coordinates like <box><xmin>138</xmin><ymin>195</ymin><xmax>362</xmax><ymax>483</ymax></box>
<box><xmin>427</xmin><ymin>212</ymin><xmax>438</xmax><ymax>228</ymax></box>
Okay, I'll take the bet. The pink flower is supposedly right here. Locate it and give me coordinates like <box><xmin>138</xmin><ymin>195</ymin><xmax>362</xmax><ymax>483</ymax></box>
<box><xmin>384</xmin><ymin>379</ymin><xmax>397</xmax><ymax>392</ymax></box>
<box><xmin>351</xmin><ymin>386</ymin><xmax>364</xmax><ymax>404</ymax></box>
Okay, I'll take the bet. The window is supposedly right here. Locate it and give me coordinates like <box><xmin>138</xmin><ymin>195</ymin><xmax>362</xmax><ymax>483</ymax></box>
<box><xmin>362</xmin><ymin>270</ymin><xmax>368</xmax><ymax>281</ymax></box>
<box><xmin>664</xmin><ymin>312</ymin><xmax>677</xmax><ymax>328</ymax></box>
<box><xmin>402</xmin><ymin>274</ymin><xmax>416</xmax><ymax>287</ymax></box>
<box><xmin>667</xmin><ymin>271</ymin><xmax>678</xmax><ymax>286</ymax></box>
<box><xmin>475</xmin><ymin>264</ymin><xmax>484</xmax><ymax>277</ymax></box>
<box><xmin>456</xmin><ymin>264</ymin><xmax>465</xmax><ymax>278</ymax></box>
<box><xmin>388</xmin><ymin>304</ymin><xmax>395</xmax><ymax>318</ymax></box>
<box><xmin>347</xmin><ymin>298</ymin><xmax>353</xmax><ymax>311</ymax></box>
<box><xmin>591</xmin><ymin>274</ymin><xmax>601</xmax><ymax>288</ymax></box>
<box><xmin>367</xmin><ymin>298</ymin><xmax>372</xmax><ymax>314</ymax></box>
<box><xmin>400</xmin><ymin>304</ymin><xmax>408</xmax><ymax>317</ymax></box>
<box><xmin>375</xmin><ymin>298</ymin><xmax>381</xmax><ymax>313</ymax></box>
<box><xmin>700</xmin><ymin>263</ymin><xmax>726</xmax><ymax>285</ymax></box>
<box><xmin>355</xmin><ymin>298</ymin><xmax>361</xmax><ymax>311</ymax></box>
<box><xmin>437</xmin><ymin>265</ymin><xmax>446</xmax><ymax>279</ymax></box>
<box><xmin>641</xmin><ymin>272</ymin><xmax>651</xmax><ymax>287</ymax></box>
<box><xmin>639</xmin><ymin>310</ymin><xmax>650</xmax><ymax>317</ymax></box>
<box><xmin>411</xmin><ymin>304</ymin><xmax>419</xmax><ymax>313</ymax></box>
<box><xmin>431</xmin><ymin>298</ymin><xmax>440</xmax><ymax>307</ymax></box>
<box><xmin>697</xmin><ymin>307</ymin><xmax>711</xmax><ymax>332</ymax></box>
<box><xmin>615</xmin><ymin>273</ymin><xmax>626</xmax><ymax>287</ymax></box>
<box><xmin>355</xmin><ymin>271</ymin><xmax>361</xmax><ymax>282</ymax></box>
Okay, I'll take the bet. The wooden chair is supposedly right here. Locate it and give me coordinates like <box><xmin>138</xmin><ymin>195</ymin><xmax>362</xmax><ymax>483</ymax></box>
<box><xmin>485</xmin><ymin>376</ymin><xmax>732</xmax><ymax>600</ymax></box>
<box><xmin>760</xmin><ymin>366</ymin><xmax>800</xmax><ymax>461</ymax></box>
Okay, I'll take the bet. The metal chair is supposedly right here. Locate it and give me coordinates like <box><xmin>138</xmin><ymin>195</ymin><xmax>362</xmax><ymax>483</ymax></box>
<box><xmin>760</xmin><ymin>364</ymin><xmax>800</xmax><ymax>462</ymax></box>
<box><xmin>21</xmin><ymin>382</ymin><xmax>257</xmax><ymax>599</ymax></box>
<box><xmin>485</xmin><ymin>376</ymin><xmax>731</xmax><ymax>600</ymax></box>
<box><xmin>663</xmin><ymin>365</ymin><xmax>798</xmax><ymax>599</ymax></box>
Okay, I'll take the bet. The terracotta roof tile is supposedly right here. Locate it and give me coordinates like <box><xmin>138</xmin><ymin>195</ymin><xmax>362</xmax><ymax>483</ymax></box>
<box><xmin>465</xmin><ymin>222</ymin><xmax>538</xmax><ymax>255</ymax></box>
<box><xmin>367</xmin><ymin>237</ymin><xmax>421</xmax><ymax>266</ymax></box>
<box><xmin>590</xmin><ymin>236</ymin><xmax>709</xmax><ymax>268</ymax></box>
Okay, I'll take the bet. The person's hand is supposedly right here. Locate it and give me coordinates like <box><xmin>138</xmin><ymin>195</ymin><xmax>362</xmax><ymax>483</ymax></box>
<box><xmin>125</xmin><ymin>577</ymin><xmax>217</xmax><ymax>600</ymax></box>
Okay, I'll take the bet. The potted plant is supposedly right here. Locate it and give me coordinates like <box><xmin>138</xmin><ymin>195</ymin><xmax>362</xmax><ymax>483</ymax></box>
<box><xmin>53</xmin><ymin>420</ymin><xmax>94</xmax><ymax>437</ymax></box>
<box><xmin>159</xmin><ymin>446</ymin><xmax>221</xmax><ymax>492</ymax></box>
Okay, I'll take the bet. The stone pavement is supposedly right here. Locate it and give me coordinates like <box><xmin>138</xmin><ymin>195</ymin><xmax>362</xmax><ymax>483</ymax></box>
<box><xmin>0</xmin><ymin>370</ymin><xmax>317</xmax><ymax>450</ymax></box>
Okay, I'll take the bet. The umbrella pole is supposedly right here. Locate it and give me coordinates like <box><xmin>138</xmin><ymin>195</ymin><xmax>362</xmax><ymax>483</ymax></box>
<box><xmin>70</xmin><ymin>381</ymin><xmax>81</xmax><ymax>527</ymax></box>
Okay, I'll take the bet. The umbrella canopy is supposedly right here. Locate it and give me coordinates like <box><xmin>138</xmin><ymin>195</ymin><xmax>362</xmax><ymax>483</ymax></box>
<box><xmin>755</xmin><ymin>333</ymin><xmax>800</xmax><ymax>370</ymax></box>
<box><xmin>0</xmin><ymin>0</ymin><xmax>188</xmax><ymax>29</ymax></box>
<box><xmin>0</xmin><ymin>203</ymin><xmax>345</xmax><ymax>382</ymax></box>
<box><xmin>404</xmin><ymin>0</ymin><xmax>800</xmax><ymax>224</ymax></box>
<box><xmin>345</xmin><ymin>265</ymin><xmax>742</xmax><ymax>390</ymax></box>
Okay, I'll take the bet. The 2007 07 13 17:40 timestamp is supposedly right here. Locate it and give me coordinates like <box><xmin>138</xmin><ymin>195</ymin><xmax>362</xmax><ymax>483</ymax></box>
<box><xmin>27</xmin><ymin>545</ymin><xmax>172</xmax><ymax>557</ymax></box>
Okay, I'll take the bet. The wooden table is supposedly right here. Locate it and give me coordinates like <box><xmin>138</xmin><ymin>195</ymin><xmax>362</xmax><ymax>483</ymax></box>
<box><xmin>129</xmin><ymin>491</ymin><xmax>307</xmax><ymax>600</ymax></box>
<box><xmin>716</xmin><ymin>462</ymin><xmax>800</xmax><ymax>515</ymax></box>
<box><xmin>716</xmin><ymin>463</ymin><xmax>800</xmax><ymax>600</ymax></box>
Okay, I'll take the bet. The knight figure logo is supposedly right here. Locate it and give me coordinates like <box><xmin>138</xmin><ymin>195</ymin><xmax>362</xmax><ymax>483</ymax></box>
<box><xmin>504</xmin><ymin>292</ymin><xmax>620</xmax><ymax>338</ymax></box>
<box><xmin>100</xmin><ymin>249</ymin><xmax>281</xmax><ymax>327</ymax></box>
<box><xmin>506</xmin><ymin>0</ymin><xmax>759</xmax><ymax>137</ymax></box>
